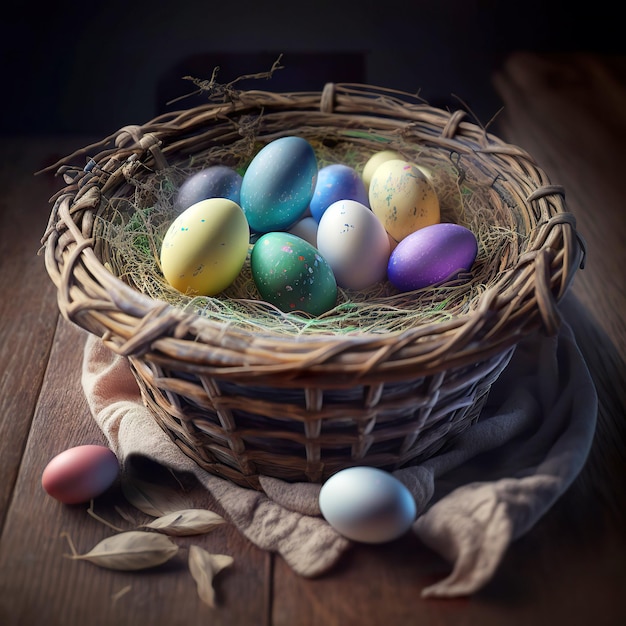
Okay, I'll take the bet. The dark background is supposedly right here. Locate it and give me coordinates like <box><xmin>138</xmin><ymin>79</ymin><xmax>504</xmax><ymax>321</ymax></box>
<box><xmin>0</xmin><ymin>0</ymin><xmax>623</xmax><ymax>137</ymax></box>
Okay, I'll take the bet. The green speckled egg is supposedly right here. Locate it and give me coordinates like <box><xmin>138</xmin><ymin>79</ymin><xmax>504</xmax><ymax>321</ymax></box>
<box><xmin>250</xmin><ymin>232</ymin><xmax>337</xmax><ymax>316</ymax></box>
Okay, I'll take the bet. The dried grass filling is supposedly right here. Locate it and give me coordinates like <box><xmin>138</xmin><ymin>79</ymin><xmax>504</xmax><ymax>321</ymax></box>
<box><xmin>95</xmin><ymin>132</ymin><xmax>522</xmax><ymax>337</ymax></box>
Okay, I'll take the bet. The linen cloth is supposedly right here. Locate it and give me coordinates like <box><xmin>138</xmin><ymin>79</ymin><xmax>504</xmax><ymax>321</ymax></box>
<box><xmin>81</xmin><ymin>319</ymin><xmax>597</xmax><ymax>598</ymax></box>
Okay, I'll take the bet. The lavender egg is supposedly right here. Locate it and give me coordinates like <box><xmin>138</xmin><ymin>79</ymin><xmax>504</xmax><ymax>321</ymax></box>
<box><xmin>309</xmin><ymin>163</ymin><xmax>369</xmax><ymax>222</ymax></box>
<box><xmin>387</xmin><ymin>223</ymin><xmax>478</xmax><ymax>292</ymax></box>
<box><xmin>175</xmin><ymin>165</ymin><xmax>243</xmax><ymax>213</ymax></box>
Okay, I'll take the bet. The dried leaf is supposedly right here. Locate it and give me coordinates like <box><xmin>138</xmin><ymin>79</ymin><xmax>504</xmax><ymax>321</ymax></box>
<box><xmin>188</xmin><ymin>545</ymin><xmax>234</xmax><ymax>608</ymax></box>
<box><xmin>66</xmin><ymin>531</ymin><xmax>179</xmax><ymax>571</ymax></box>
<box><xmin>122</xmin><ymin>475</ymin><xmax>191</xmax><ymax>517</ymax></box>
<box><xmin>141</xmin><ymin>509</ymin><xmax>226</xmax><ymax>536</ymax></box>
<box><xmin>114</xmin><ymin>504</ymin><xmax>138</xmax><ymax>525</ymax></box>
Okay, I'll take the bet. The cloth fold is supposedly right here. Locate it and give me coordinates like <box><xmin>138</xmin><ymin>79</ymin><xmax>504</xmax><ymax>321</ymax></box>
<box><xmin>81</xmin><ymin>321</ymin><xmax>596</xmax><ymax>597</ymax></box>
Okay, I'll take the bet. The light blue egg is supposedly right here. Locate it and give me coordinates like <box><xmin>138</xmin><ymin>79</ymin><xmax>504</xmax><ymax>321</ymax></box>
<box><xmin>309</xmin><ymin>163</ymin><xmax>369</xmax><ymax>223</ymax></box>
<box><xmin>319</xmin><ymin>466</ymin><xmax>417</xmax><ymax>543</ymax></box>
<box><xmin>240</xmin><ymin>136</ymin><xmax>318</xmax><ymax>233</ymax></box>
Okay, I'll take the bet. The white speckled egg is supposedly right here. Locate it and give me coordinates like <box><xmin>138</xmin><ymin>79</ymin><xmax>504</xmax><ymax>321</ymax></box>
<box><xmin>369</xmin><ymin>159</ymin><xmax>440</xmax><ymax>242</ymax></box>
<box><xmin>316</xmin><ymin>200</ymin><xmax>390</xmax><ymax>290</ymax></box>
<box><xmin>160</xmin><ymin>198</ymin><xmax>250</xmax><ymax>296</ymax></box>
<box><xmin>319</xmin><ymin>467</ymin><xmax>417</xmax><ymax>544</ymax></box>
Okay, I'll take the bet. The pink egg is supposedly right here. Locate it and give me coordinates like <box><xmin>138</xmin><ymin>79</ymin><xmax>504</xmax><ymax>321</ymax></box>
<box><xmin>42</xmin><ymin>445</ymin><xmax>119</xmax><ymax>504</ymax></box>
<box><xmin>387</xmin><ymin>223</ymin><xmax>478</xmax><ymax>292</ymax></box>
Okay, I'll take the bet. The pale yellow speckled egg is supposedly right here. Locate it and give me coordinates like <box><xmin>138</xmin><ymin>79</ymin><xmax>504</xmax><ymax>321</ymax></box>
<box><xmin>369</xmin><ymin>159</ymin><xmax>440</xmax><ymax>243</ymax></box>
<box><xmin>361</xmin><ymin>149</ymin><xmax>402</xmax><ymax>191</ymax></box>
<box><xmin>160</xmin><ymin>198</ymin><xmax>250</xmax><ymax>296</ymax></box>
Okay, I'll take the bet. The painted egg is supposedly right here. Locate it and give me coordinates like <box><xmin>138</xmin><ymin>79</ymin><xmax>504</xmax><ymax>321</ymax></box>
<box><xmin>316</xmin><ymin>200</ymin><xmax>390</xmax><ymax>290</ymax></box>
<box><xmin>387</xmin><ymin>222</ymin><xmax>478</xmax><ymax>292</ymax></box>
<box><xmin>361</xmin><ymin>149</ymin><xmax>402</xmax><ymax>191</ymax></box>
<box><xmin>309</xmin><ymin>163</ymin><xmax>369</xmax><ymax>222</ymax></box>
<box><xmin>42</xmin><ymin>445</ymin><xmax>119</xmax><ymax>504</ymax></box>
<box><xmin>250</xmin><ymin>232</ymin><xmax>337</xmax><ymax>316</ymax></box>
<box><xmin>240</xmin><ymin>136</ymin><xmax>318</xmax><ymax>232</ymax></box>
<box><xmin>160</xmin><ymin>198</ymin><xmax>250</xmax><ymax>296</ymax></box>
<box><xmin>369</xmin><ymin>159</ymin><xmax>440</xmax><ymax>242</ymax></box>
<box><xmin>319</xmin><ymin>466</ymin><xmax>417</xmax><ymax>544</ymax></box>
<box><xmin>174</xmin><ymin>165</ymin><xmax>243</xmax><ymax>213</ymax></box>
<box><xmin>288</xmin><ymin>216</ymin><xmax>318</xmax><ymax>247</ymax></box>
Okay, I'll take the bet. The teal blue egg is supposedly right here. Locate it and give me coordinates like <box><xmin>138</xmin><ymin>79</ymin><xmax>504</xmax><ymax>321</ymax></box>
<box><xmin>250</xmin><ymin>232</ymin><xmax>337</xmax><ymax>315</ymax></box>
<box><xmin>240</xmin><ymin>136</ymin><xmax>318</xmax><ymax>233</ymax></box>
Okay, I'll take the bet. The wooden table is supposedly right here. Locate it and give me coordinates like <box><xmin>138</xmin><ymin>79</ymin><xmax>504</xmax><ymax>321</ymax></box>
<box><xmin>1</xmin><ymin>53</ymin><xmax>624</xmax><ymax>625</ymax></box>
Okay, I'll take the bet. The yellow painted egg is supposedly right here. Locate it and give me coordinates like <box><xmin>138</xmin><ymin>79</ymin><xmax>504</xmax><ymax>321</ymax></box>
<box><xmin>369</xmin><ymin>159</ymin><xmax>440</xmax><ymax>243</ymax></box>
<box><xmin>160</xmin><ymin>198</ymin><xmax>250</xmax><ymax>296</ymax></box>
<box><xmin>415</xmin><ymin>163</ymin><xmax>433</xmax><ymax>183</ymax></box>
<box><xmin>361</xmin><ymin>149</ymin><xmax>402</xmax><ymax>191</ymax></box>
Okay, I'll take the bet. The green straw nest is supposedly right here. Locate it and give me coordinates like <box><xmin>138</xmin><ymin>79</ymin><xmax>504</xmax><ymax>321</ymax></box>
<box><xmin>42</xmin><ymin>82</ymin><xmax>585</xmax><ymax>488</ymax></box>
<box><xmin>96</xmin><ymin>134</ymin><xmax>518</xmax><ymax>336</ymax></box>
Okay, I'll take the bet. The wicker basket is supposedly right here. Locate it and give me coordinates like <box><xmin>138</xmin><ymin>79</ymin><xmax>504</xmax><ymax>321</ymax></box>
<box><xmin>41</xmin><ymin>82</ymin><xmax>584</xmax><ymax>489</ymax></box>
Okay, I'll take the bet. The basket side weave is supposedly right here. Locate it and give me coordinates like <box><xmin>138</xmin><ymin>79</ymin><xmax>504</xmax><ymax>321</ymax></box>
<box><xmin>41</xmin><ymin>83</ymin><xmax>585</xmax><ymax>487</ymax></box>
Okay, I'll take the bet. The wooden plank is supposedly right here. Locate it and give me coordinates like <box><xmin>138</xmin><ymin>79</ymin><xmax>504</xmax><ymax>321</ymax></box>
<box><xmin>0</xmin><ymin>138</ymin><xmax>70</xmax><ymax>526</ymax></box>
<box><xmin>492</xmin><ymin>52</ymin><xmax>626</xmax><ymax>356</ymax></box>
<box><xmin>0</xmin><ymin>318</ymin><xmax>271</xmax><ymax>626</ymax></box>
<box><xmin>492</xmin><ymin>52</ymin><xmax>626</xmax><ymax>520</ymax></box>
<box><xmin>271</xmin><ymin>470</ymin><xmax>626</xmax><ymax>625</ymax></box>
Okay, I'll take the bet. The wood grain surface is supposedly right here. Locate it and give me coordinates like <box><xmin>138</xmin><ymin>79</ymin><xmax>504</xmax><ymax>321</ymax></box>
<box><xmin>1</xmin><ymin>53</ymin><xmax>624</xmax><ymax>626</ymax></box>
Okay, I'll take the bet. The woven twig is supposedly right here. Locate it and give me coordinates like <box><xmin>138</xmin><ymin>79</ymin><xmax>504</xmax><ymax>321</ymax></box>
<box><xmin>41</xmin><ymin>82</ymin><xmax>584</xmax><ymax>488</ymax></box>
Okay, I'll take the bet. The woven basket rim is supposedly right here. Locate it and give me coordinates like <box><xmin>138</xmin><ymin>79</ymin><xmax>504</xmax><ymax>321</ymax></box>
<box><xmin>41</xmin><ymin>81</ymin><xmax>585</xmax><ymax>385</ymax></box>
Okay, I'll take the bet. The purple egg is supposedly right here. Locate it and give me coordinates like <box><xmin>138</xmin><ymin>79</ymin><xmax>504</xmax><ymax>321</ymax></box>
<box><xmin>387</xmin><ymin>223</ymin><xmax>478</xmax><ymax>292</ymax></box>
<box><xmin>309</xmin><ymin>164</ymin><xmax>369</xmax><ymax>222</ymax></box>
<box><xmin>175</xmin><ymin>166</ymin><xmax>243</xmax><ymax>213</ymax></box>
